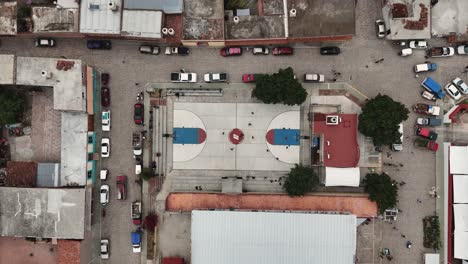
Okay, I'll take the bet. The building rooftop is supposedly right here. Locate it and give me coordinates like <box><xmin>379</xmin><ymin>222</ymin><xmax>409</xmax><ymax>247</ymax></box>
<box><xmin>121</xmin><ymin>10</ymin><xmax>162</xmax><ymax>39</ymax></box>
<box><xmin>183</xmin><ymin>0</ymin><xmax>224</xmax><ymax>40</ymax></box>
<box><xmin>79</xmin><ymin>0</ymin><xmax>122</xmax><ymax>34</ymax></box>
<box><xmin>57</xmin><ymin>240</ymin><xmax>81</xmax><ymax>264</ymax></box>
<box><xmin>0</xmin><ymin>187</ymin><xmax>85</xmax><ymax>239</ymax></box>
<box><xmin>191</xmin><ymin>210</ymin><xmax>357</xmax><ymax>264</ymax></box>
<box><xmin>32</xmin><ymin>7</ymin><xmax>79</xmax><ymax>33</ymax></box>
<box><xmin>5</xmin><ymin>161</ymin><xmax>38</xmax><ymax>187</ymax></box>
<box><xmin>16</xmin><ymin>56</ymin><xmax>86</xmax><ymax>112</ymax></box>
<box><xmin>431</xmin><ymin>0</ymin><xmax>468</xmax><ymax>37</ymax></box>
<box><xmin>37</xmin><ymin>162</ymin><xmax>61</xmax><ymax>187</ymax></box>
<box><xmin>0</xmin><ymin>54</ymin><xmax>15</xmax><ymax>84</ymax></box>
<box><xmin>312</xmin><ymin>113</ymin><xmax>359</xmax><ymax>167</ymax></box>
<box><xmin>0</xmin><ymin>1</ymin><xmax>17</xmax><ymax>35</ymax></box>
<box><xmin>60</xmin><ymin>112</ymin><xmax>88</xmax><ymax>186</ymax></box>
<box><xmin>287</xmin><ymin>0</ymin><xmax>355</xmax><ymax>38</ymax></box>
<box><xmin>124</xmin><ymin>0</ymin><xmax>183</xmax><ymax>14</ymax></box>
<box><xmin>382</xmin><ymin>0</ymin><xmax>431</xmax><ymax>40</ymax></box>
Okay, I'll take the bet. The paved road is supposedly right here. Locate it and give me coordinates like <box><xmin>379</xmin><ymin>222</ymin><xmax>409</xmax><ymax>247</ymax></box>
<box><xmin>1</xmin><ymin>0</ymin><xmax>467</xmax><ymax>263</ymax></box>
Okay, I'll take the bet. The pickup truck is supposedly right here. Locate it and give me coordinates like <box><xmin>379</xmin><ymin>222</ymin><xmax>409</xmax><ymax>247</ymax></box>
<box><xmin>204</xmin><ymin>72</ymin><xmax>228</xmax><ymax>83</ymax></box>
<box><xmin>165</xmin><ymin>47</ymin><xmax>189</xmax><ymax>55</ymax></box>
<box><xmin>131</xmin><ymin>230</ymin><xmax>141</xmax><ymax>253</ymax></box>
<box><xmin>413</xmin><ymin>103</ymin><xmax>440</xmax><ymax>116</ymax></box>
<box><xmin>116</xmin><ymin>175</ymin><xmax>127</xmax><ymax>200</ymax></box>
<box><xmin>171</xmin><ymin>72</ymin><xmax>197</xmax><ymax>83</ymax></box>
<box><xmin>427</xmin><ymin>47</ymin><xmax>455</xmax><ymax>57</ymax></box>
<box><xmin>421</xmin><ymin>77</ymin><xmax>445</xmax><ymax>99</ymax></box>
<box><xmin>415</xmin><ymin>125</ymin><xmax>438</xmax><ymax>141</ymax></box>
<box><xmin>132</xmin><ymin>132</ymin><xmax>142</xmax><ymax>158</ymax></box>
<box><xmin>414</xmin><ymin>138</ymin><xmax>438</xmax><ymax>151</ymax></box>
<box><xmin>416</xmin><ymin>117</ymin><xmax>442</xmax><ymax>126</ymax></box>
<box><xmin>414</xmin><ymin>63</ymin><xmax>437</xmax><ymax>73</ymax></box>
<box><xmin>131</xmin><ymin>201</ymin><xmax>142</xmax><ymax>225</ymax></box>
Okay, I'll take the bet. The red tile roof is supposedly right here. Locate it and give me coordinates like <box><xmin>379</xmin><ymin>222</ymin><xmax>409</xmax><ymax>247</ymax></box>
<box><xmin>5</xmin><ymin>161</ymin><xmax>37</xmax><ymax>187</ymax></box>
<box><xmin>312</xmin><ymin>113</ymin><xmax>359</xmax><ymax>167</ymax></box>
<box><xmin>57</xmin><ymin>240</ymin><xmax>80</xmax><ymax>264</ymax></box>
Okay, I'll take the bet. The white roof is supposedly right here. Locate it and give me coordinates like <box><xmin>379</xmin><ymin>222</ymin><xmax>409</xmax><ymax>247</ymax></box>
<box><xmin>450</xmin><ymin>146</ymin><xmax>468</xmax><ymax>175</ymax></box>
<box><xmin>325</xmin><ymin>167</ymin><xmax>360</xmax><ymax>187</ymax></box>
<box><xmin>454</xmin><ymin>204</ymin><xmax>468</xmax><ymax>232</ymax></box>
<box><xmin>454</xmin><ymin>231</ymin><xmax>468</xmax><ymax>260</ymax></box>
<box><xmin>79</xmin><ymin>0</ymin><xmax>122</xmax><ymax>34</ymax></box>
<box><xmin>454</xmin><ymin>175</ymin><xmax>468</xmax><ymax>203</ymax></box>
<box><xmin>191</xmin><ymin>210</ymin><xmax>357</xmax><ymax>264</ymax></box>
<box><xmin>424</xmin><ymin>254</ymin><xmax>439</xmax><ymax>264</ymax></box>
<box><xmin>0</xmin><ymin>54</ymin><xmax>15</xmax><ymax>84</ymax></box>
<box><xmin>121</xmin><ymin>10</ymin><xmax>162</xmax><ymax>39</ymax></box>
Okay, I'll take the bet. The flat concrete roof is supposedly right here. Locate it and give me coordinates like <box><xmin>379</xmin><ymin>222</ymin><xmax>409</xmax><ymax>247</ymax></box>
<box><xmin>57</xmin><ymin>0</ymin><xmax>79</xmax><ymax>8</ymax></box>
<box><xmin>431</xmin><ymin>0</ymin><xmax>468</xmax><ymax>37</ymax></box>
<box><xmin>225</xmin><ymin>15</ymin><xmax>285</xmax><ymax>40</ymax></box>
<box><xmin>173</xmin><ymin>103</ymin><xmax>300</xmax><ymax>171</ymax></box>
<box><xmin>0</xmin><ymin>54</ymin><xmax>15</xmax><ymax>84</ymax></box>
<box><xmin>124</xmin><ymin>0</ymin><xmax>183</xmax><ymax>14</ymax></box>
<box><xmin>183</xmin><ymin>0</ymin><xmax>224</xmax><ymax>40</ymax></box>
<box><xmin>60</xmin><ymin>112</ymin><xmax>88</xmax><ymax>186</ymax></box>
<box><xmin>288</xmin><ymin>0</ymin><xmax>355</xmax><ymax>38</ymax></box>
<box><xmin>16</xmin><ymin>56</ymin><xmax>86</xmax><ymax>112</ymax></box>
<box><xmin>0</xmin><ymin>187</ymin><xmax>85</xmax><ymax>239</ymax></box>
<box><xmin>79</xmin><ymin>0</ymin><xmax>122</xmax><ymax>34</ymax></box>
<box><xmin>0</xmin><ymin>1</ymin><xmax>17</xmax><ymax>35</ymax></box>
<box><xmin>382</xmin><ymin>0</ymin><xmax>431</xmax><ymax>40</ymax></box>
<box><xmin>122</xmin><ymin>10</ymin><xmax>162</xmax><ymax>39</ymax></box>
<box><xmin>32</xmin><ymin>7</ymin><xmax>79</xmax><ymax>33</ymax></box>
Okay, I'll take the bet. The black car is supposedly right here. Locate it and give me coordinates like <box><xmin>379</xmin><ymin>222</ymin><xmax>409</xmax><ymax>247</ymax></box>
<box><xmin>101</xmin><ymin>87</ymin><xmax>110</xmax><ymax>107</ymax></box>
<box><xmin>87</xmin><ymin>40</ymin><xmax>112</xmax><ymax>50</ymax></box>
<box><xmin>320</xmin><ymin>46</ymin><xmax>341</xmax><ymax>55</ymax></box>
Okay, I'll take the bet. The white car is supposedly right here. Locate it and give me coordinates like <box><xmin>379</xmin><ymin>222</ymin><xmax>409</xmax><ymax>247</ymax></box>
<box><xmin>100</xmin><ymin>185</ymin><xmax>109</xmax><ymax>205</ymax></box>
<box><xmin>252</xmin><ymin>47</ymin><xmax>269</xmax><ymax>55</ymax></box>
<box><xmin>100</xmin><ymin>169</ymin><xmax>108</xmax><ymax>180</ymax></box>
<box><xmin>375</xmin><ymin>20</ymin><xmax>386</xmax><ymax>38</ymax></box>
<box><xmin>102</xmin><ymin>110</ymin><xmax>110</xmax><ymax>131</ymax></box>
<box><xmin>409</xmin><ymin>40</ymin><xmax>428</xmax><ymax>49</ymax></box>
<box><xmin>204</xmin><ymin>72</ymin><xmax>228</xmax><ymax>83</ymax></box>
<box><xmin>457</xmin><ymin>45</ymin><xmax>467</xmax><ymax>55</ymax></box>
<box><xmin>399</xmin><ymin>48</ymin><xmax>412</xmax><ymax>57</ymax></box>
<box><xmin>101</xmin><ymin>138</ymin><xmax>110</xmax><ymax>158</ymax></box>
<box><xmin>304</xmin><ymin>73</ymin><xmax>325</xmax><ymax>83</ymax></box>
<box><xmin>445</xmin><ymin>83</ymin><xmax>462</xmax><ymax>100</ymax></box>
<box><xmin>452</xmin><ymin>77</ymin><xmax>468</xmax><ymax>94</ymax></box>
<box><xmin>391</xmin><ymin>123</ymin><xmax>403</xmax><ymax>151</ymax></box>
<box><xmin>100</xmin><ymin>239</ymin><xmax>110</xmax><ymax>259</ymax></box>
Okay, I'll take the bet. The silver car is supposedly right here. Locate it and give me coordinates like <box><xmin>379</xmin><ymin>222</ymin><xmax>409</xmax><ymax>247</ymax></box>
<box><xmin>452</xmin><ymin>77</ymin><xmax>468</xmax><ymax>94</ymax></box>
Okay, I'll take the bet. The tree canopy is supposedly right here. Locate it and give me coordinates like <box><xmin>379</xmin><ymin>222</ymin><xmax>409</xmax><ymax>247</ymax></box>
<box><xmin>363</xmin><ymin>173</ymin><xmax>398</xmax><ymax>214</ymax></box>
<box><xmin>0</xmin><ymin>90</ymin><xmax>26</xmax><ymax>126</ymax></box>
<box><xmin>283</xmin><ymin>164</ymin><xmax>319</xmax><ymax>196</ymax></box>
<box><xmin>252</xmin><ymin>67</ymin><xmax>307</xmax><ymax>106</ymax></box>
<box><xmin>358</xmin><ymin>94</ymin><xmax>409</xmax><ymax>146</ymax></box>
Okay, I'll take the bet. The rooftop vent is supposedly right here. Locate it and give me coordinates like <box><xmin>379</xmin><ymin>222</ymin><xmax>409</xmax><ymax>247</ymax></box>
<box><xmin>289</xmin><ymin>9</ymin><xmax>297</xmax><ymax>17</ymax></box>
<box><xmin>326</xmin><ymin>115</ymin><xmax>342</xmax><ymax>125</ymax></box>
<box><xmin>108</xmin><ymin>1</ymin><xmax>118</xmax><ymax>11</ymax></box>
<box><xmin>161</xmin><ymin>28</ymin><xmax>168</xmax><ymax>35</ymax></box>
<box><xmin>41</xmin><ymin>70</ymin><xmax>52</xmax><ymax>79</ymax></box>
<box><xmin>233</xmin><ymin>16</ymin><xmax>240</xmax><ymax>24</ymax></box>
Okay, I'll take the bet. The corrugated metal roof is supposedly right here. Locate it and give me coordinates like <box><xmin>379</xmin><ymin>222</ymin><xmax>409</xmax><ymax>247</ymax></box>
<box><xmin>191</xmin><ymin>210</ymin><xmax>356</xmax><ymax>264</ymax></box>
<box><xmin>79</xmin><ymin>0</ymin><xmax>122</xmax><ymax>34</ymax></box>
<box><xmin>37</xmin><ymin>163</ymin><xmax>60</xmax><ymax>187</ymax></box>
<box><xmin>121</xmin><ymin>10</ymin><xmax>162</xmax><ymax>39</ymax></box>
<box><xmin>124</xmin><ymin>0</ymin><xmax>183</xmax><ymax>14</ymax></box>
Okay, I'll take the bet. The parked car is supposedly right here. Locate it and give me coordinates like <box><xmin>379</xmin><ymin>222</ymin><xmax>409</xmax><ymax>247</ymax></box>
<box><xmin>220</xmin><ymin>47</ymin><xmax>242</xmax><ymax>57</ymax></box>
<box><xmin>101</xmin><ymin>87</ymin><xmax>110</xmax><ymax>107</ymax></box>
<box><xmin>165</xmin><ymin>47</ymin><xmax>189</xmax><ymax>55</ymax></box>
<box><xmin>204</xmin><ymin>72</ymin><xmax>228</xmax><ymax>83</ymax></box>
<box><xmin>35</xmin><ymin>38</ymin><xmax>55</xmax><ymax>47</ymax></box>
<box><xmin>116</xmin><ymin>175</ymin><xmax>127</xmax><ymax>200</ymax></box>
<box><xmin>139</xmin><ymin>45</ymin><xmax>159</xmax><ymax>55</ymax></box>
<box><xmin>320</xmin><ymin>46</ymin><xmax>341</xmax><ymax>55</ymax></box>
<box><xmin>417</xmin><ymin>117</ymin><xmax>442</xmax><ymax>126</ymax></box>
<box><xmin>421</xmin><ymin>90</ymin><xmax>436</xmax><ymax>101</ymax></box>
<box><xmin>100</xmin><ymin>239</ymin><xmax>110</xmax><ymax>259</ymax></box>
<box><xmin>427</xmin><ymin>47</ymin><xmax>455</xmax><ymax>57</ymax></box>
<box><xmin>100</xmin><ymin>169</ymin><xmax>108</xmax><ymax>180</ymax></box>
<box><xmin>399</xmin><ymin>48</ymin><xmax>413</xmax><ymax>57</ymax></box>
<box><xmin>415</xmin><ymin>125</ymin><xmax>438</xmax><ymax>141</ymax></box>
<box><xmin>452</xmin><ymin>77</ymin><xmax>468</xmax><ymax>94</ymax></box>
<box><xmin>457</xmin><ymin>45</ymin><xmax>468</xmax><ymax>55</ymax></box>
<box><xmin>252</xmin><ymin>47</ymin><xmax>269</xmax><ymax>55</ymax></box>
<box><xmin>101</xmin><ymin>73</ymin><xmax>110</xmax><ymax>86</ymax></box>
<box><xmin>87</xmin><ymin>40</ymin><xmax>112</xmax><ymax>50</ymax></box>
<box><xmin>101</xmin><ymin>138</ymin><xmax>110</xmax><ymax>158</ymax></box>
<box><xmin>304</xmin><ymin>73</ymin><xmax>325</xmax><ymax>83</ymax></box>
<box><xmin>134</xmin><ymin>103</ymin><xmax>144</xmax><ymax>125</ymax></box>
<box><xmin>272</xmin><ymin>47</ymin><xmax>293</xmax><ymax>55</ymax></box>
<box><xmin>445</xmin><ymin>83</ymin><xmax>462</xmax><ymax>100</ymax></box>
<box><xmin>171</xmin><ymin>72</ymin><xmax>197</xmax><ymax>83</ymax></box>
<box><xmin>375</xmin><ymin>20</ymin><xmax>386</xmax><ymax>38</ymax></box>
<box><xmin>102</xmin><ymin>110</ymin><xmax>111</xmax><ymax>131</ymax></box>
<box><xmin>100</xmin><ymin>185</ymin><xmax>110</xmax><ymax>205</ymax></box>
<box><xmin>242</xmin><ymin>74</ymin><xmax>264</xmax><ymax>83</ymax></box>
<box><xmin>391</xmin><ymin>123</ymin><xmax>404</xmax><ymax>151</ymax></box>
<box><xmin>414</xmin><ymin>63</ymin><xmax>437</xmax><ymax>73</ymax></box>
<box><xmin>409</xmin><ymin>40</ymin><xmax>428</xmax><ymax>49</ymax></box>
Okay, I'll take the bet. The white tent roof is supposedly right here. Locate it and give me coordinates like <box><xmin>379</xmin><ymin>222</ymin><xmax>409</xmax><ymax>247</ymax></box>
<box><xmin>454</xmin><ymin>204</ymin><xmax>468</xmax><ymax>232</ymax></box>
<box><xmin>191</xmin><ymin>210</ymin><xmax>357</xmax><ymax>264</ymax></box>
<box><xmin>450</xmin><ymin>146</ymin><xmax>468</xmax><ymax>175</ymax></box>
<box><xmin>325</xmin><ymin>167</ymin><xmax>360</xmax><ymax>187</ymax></box>
<box><xmin>454</xmin><ymin>176</ymin><xmax>468</xmax><ymax>203</ymax></box>
<box><xmin>454</xmin><ymin>231</ymin><xmax>468</xmax><ymax>260</ymax></box>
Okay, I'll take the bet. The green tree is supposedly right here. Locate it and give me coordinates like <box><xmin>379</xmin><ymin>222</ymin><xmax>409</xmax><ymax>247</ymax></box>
<box><xmin>363</xmin><ymin>173</ymin><xmax>398</xmax><ymax>214</ymax></box>
<box><xmin>358</xmin><ymin>94</ymin><xmax>409</xmax><ymax>146</ymax></box>
<box><xmin>0</xmin><ymin>90</ymin><xmax>26</xmax><ymax>125</ymax></box>
<box><xmin>283</xmin><ymin>164</ymin><xmax>319</xmax><ymax>196</ymax></box>
<box><xmin>224</xmin><ymin>0</ymin><xmax>247</xmax><ymax>10</ymax></box>
<box><xmin>140</xmin><ymin>168</ymin><xmax>154</xmax><ymax>181</ymax></box>
<box><xmin>252</xmin><ymin>67</ymin><xmax>307</xmax><ymax>106</ymax></box>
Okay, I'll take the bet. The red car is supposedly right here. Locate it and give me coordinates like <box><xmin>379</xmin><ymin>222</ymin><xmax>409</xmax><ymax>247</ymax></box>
<box><xmin>220</xmin><ymin>47</ymin><xmax>242</xmax><ymax>57</ymax></box>
<box><xmin>116</xmin><ymin>175</ymin><xmax>127</xmax><ymax>200</ymax></box>
<box><xmin>272</xmin><ymin>47</ymin><xmax>293</xmax><ymax>55</ymax></box>
<box><xmin>101</xmin><ymin>87</ymin><xmax>110</xmax><ymax>107</ymax></box>
<box><xmin>134</xmin><ymin>103</ymin><xmax>144</xmax><ymax>125</ymax></box>
<box><xmin>242</xmin><ymin>74</ymin><xmax>264</xmax><ymax>83</ymax></box>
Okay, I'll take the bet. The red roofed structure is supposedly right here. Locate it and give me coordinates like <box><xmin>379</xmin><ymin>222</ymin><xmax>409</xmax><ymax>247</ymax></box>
<box><xmin>312</xmin><ymin>113</ymin><xmax>359</xmax><ymax>167</ymax></box>
<box><xmin>163</xmin><ymin>257</ymin><xmax>185</xmax><ymax>264</ymax></box>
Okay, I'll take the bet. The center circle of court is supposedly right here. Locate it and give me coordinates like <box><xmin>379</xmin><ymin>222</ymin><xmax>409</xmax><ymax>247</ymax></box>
<box><xmin>229</xmin><ymin>128</ymin><xmax>244</xmax><ymax>145</ymax></box>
